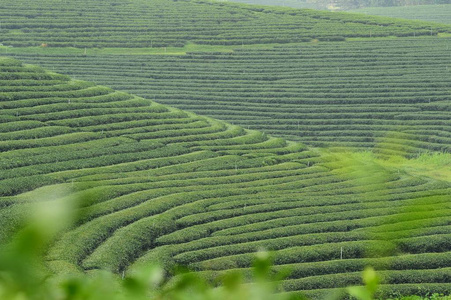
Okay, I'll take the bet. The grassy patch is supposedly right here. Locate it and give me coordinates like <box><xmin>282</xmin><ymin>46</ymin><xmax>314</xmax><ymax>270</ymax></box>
<box><xmin>319</xmin><ymin>148</ymin><xmax>451</xmax><ymax>183</ymax></box>
<box><xmin>0</xmin><ymin>42</ymin><xmax>320</xmax><ymax>56</ymax></box>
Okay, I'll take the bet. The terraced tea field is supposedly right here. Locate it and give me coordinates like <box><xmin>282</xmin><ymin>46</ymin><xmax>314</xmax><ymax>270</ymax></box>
<box><xmin>14</xmin><ymin>37</ymin><xmax>451</xmax><ymax>156</ymax></box>
<box><xmin>1</xmin><ymin>58</ymin><xmax>450</xmax><ymax>298</ymax></box>
<box><xmin>2</xmin><ymin>0</ymin><xmax>451</xmax><ymax>297</ymax></box>
<box><xmin>1</xmin><ymin>0</ymin><xmax>451</xmax><ymax>48</ymax></box>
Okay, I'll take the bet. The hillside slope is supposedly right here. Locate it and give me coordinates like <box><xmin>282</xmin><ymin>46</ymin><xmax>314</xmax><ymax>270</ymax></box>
<box><xmin>223</xmin><ymin>0</ymin><xmax>451</xmax><ymax>11</ymax></box>
<box><xmin>1</xmin><ymin>0</ymin><xmax>451</xmax><ymax>47</ymax></box>
<box><xmin>14</xmin><ymin>37</ymin><xmax>451</xmax><ymax>154</ymax></box>
<box><xmin>351</xmin><ymin>4</ymin><xmax>451</xmax><ymax>24</ymax></box>
<box><xmin>1</xmin><ymin>58</ymin><xmax>451</xmax><ymax>297</ymax></box>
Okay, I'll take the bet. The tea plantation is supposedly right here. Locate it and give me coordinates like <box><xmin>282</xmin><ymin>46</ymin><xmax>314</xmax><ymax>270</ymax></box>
<box><xmin>1</xmin><ymin>0</ymin><xmax>451</xmax><ymax>297</ymax></box>
<box><xmin>1</xmin><ymin>0</ymin><xmax>451</xmax><ymax>48</ymax></box>
<box><xmin>13</xmin><ymin>37</ymin><xmax>451</xmax><ymax>155</ymax></box>
<box><xmin>1</xmin><ymin>58</ymin><xmax>450</xmax><ymax>298</ymax></box>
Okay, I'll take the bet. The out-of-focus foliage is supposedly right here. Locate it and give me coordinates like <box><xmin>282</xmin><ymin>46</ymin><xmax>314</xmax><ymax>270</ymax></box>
<box><xmin>347</xmin><ymin>267</ymin><xmax>380</xmax><ymax>300</ymax></box>
<box><xmin>0</xmin><ymin>193</ymin><xmax>299</xmax><ymax>300</ymax></box>
<box><xmin>1</xmin><ymin>188</ymin><xmax>449</xmax><ymax>300</ymax></box>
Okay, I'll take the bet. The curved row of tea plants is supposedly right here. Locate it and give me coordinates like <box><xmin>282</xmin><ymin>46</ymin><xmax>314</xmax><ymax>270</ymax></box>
<box><xmin>15</xmin><ymin>37</ymin><xmax>451</xmax><ymax>155</ymax></box>
<box><xmin>1</xmin><ymin>0</ymin><xmax>451</xmax><ymax>48</ymax></box>
<box><xmin>1</xmin><ymin>58</ymin><xmax>450</xmax><ymax>297</ymax></box>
